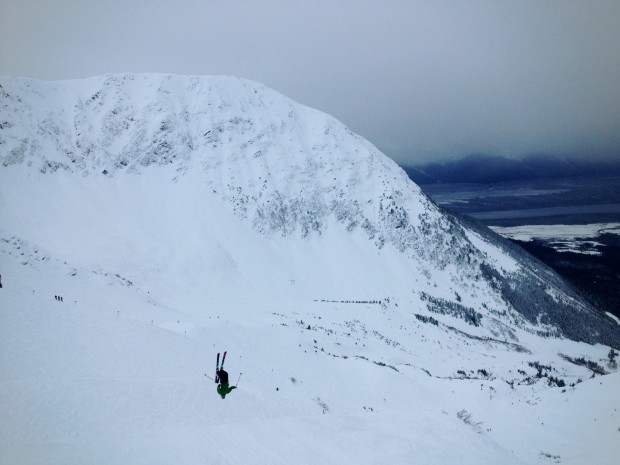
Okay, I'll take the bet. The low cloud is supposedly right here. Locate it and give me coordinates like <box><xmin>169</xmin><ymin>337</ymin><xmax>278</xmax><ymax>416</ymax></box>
<box><xmin>1</xmin><ymin>1</ymin><xmax>619</xmax><ymax>164</ymax></box>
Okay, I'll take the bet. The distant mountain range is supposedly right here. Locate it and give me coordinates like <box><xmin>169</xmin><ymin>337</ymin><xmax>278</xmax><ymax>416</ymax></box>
<box><xmin>402</xmin><ymin>153</ymin><xmax>620</xmax><ymax>184</ymax></box>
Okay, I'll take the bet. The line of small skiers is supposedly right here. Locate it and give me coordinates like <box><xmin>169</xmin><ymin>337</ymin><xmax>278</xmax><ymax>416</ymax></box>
<box><xmin>54</xmin><ymin>295</ymin><xmax>64</xmax><ymax>302</ymax></box>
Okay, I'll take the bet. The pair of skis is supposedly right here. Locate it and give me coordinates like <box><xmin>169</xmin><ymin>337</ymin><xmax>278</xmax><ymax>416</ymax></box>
<box><xmin>215</xmin><ymin>351</ymin><xmax>226</xmax><ymax>383</ymax></box>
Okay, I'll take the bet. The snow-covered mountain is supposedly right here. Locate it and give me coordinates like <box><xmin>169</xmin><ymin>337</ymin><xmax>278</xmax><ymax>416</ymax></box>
<box><xmin>1</xmin><ymin>74</ymin><xmax>619</xmax><ymax>464</ymax></box>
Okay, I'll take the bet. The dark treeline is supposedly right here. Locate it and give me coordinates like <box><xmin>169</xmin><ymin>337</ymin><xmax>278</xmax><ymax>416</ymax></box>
<box><xmin>516</xmin><ymin>235</ymin><xmax>620</xmax><ymax>320</ymax></box>
<box><xmin>450</xmin><ymin>209</ymin><xmax>620</xmax><ymax>348</ymax></box>
<box><xmin>419</xmin><ymin>292</ymin><xmax>483</xmax><ymax>327</ymax></box>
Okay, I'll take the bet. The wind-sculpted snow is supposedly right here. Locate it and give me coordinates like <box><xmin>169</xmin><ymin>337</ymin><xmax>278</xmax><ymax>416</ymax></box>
<box><xmin>1</xmin><ymin>73</ymin><xmax>619</xmax><ymax>349</ymax></box>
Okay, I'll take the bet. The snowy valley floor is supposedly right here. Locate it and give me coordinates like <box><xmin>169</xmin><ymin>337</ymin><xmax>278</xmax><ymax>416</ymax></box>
<box><xmin>1</xmin><ymin>240</ymin><xmax>619</xmax><ymax>465</ymax></box>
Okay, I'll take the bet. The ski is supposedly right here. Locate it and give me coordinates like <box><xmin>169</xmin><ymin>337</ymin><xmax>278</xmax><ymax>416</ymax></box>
<box><xmin>214</xmin><ymin>351</ymin><xmax>227</xmax><ymax>383</ymax></box>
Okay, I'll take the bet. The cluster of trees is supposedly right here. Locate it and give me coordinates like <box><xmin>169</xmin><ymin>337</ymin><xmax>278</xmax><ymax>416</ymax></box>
<box><xmin>518</xmin><ymin>234</ymin><xmax>620</xmax><ymax>322</ymax></box>
<box><xmin>455</xmin><ymin>369</ymin><xmax>494</xmax><ymax>380</ymax></box>
<box><xmin>415</xmin><ymin>314</ymin><xmax>439</xmax><ymax>326</ymax></box>
<box><xmin>317</xmin><ymin>299</ymin><xmax>383</xmax><ymax>305</ymax></box>
<box><xmin>456</xmin><ymin>409</ymin><xmax>483</xmax><ymax>433</ymax></box>
<box><xmin>514</xmin><ymin>361</ymin><xmax>566</xmax><ymax>387</ymax></box>
<box><xmin>420</xmin><ymin>292</ymin><xmax>483</xmax><ymax>327</ymax></box>
<box><xmin>455</xmin><ymin>210</ymin><xmax>620</xmax><ymax>348</ymax></box>
<box><xmin>559</xmin><ymin>354</ymin><xmax>607</xmax><ymax>375</ymax></box>
<box><xmin>608</xmin><ymin>349</ymin><xmax>618</xmax><ymax>369</ymax></box>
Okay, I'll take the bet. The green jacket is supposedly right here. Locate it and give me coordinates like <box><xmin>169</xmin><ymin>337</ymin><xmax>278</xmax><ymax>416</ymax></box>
<box><xmin>217</xmin><ymin>382</ymin><xmax>236</xmax><ymax>398</ymax></box>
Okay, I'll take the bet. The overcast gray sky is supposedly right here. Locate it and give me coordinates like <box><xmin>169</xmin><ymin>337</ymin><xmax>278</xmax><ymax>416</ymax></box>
<box><xmin>1</xmin><ymin>0</ymin><xmax>619</xmax><ymax>165</ymax></box>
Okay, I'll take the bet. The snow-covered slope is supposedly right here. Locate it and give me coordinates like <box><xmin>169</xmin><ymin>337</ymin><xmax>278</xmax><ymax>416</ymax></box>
<box><xmin>2</xmin><ymin>73</ymin><xmax>617</xmax><ymax>345</ymax></box>
<box><xmin>1</xmin><ymin>74</ymin><xmax>619</xmax><ymax>464</ymax></box>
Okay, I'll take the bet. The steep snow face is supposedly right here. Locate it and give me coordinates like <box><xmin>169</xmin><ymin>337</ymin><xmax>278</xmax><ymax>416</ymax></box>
<box><xmin>1</xmin><ymin>73</ymin><xmax>618</xmax><ymax>348</ymax></box>
<box><xmin>0</xmin><ymin>74</ymin><xmax>483</xmax><ymax>290</ymax></box>
<box><xmin>0</xmin><ymin>74</ymin><xmax>460</xmax><ymax>263</ymax></box>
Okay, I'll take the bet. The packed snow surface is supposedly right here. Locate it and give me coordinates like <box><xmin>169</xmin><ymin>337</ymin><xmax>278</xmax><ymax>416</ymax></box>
<box><xmin>1</xmin><ymin>74</ymin><xmax>619</xmax><ymax>464</ymax></box>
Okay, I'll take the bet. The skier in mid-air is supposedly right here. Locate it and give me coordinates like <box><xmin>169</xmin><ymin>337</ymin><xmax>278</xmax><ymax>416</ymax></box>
<box><xmin>214</xmin><ymin>351</ymin><xmax>238</xmax><ymax>399</ymax></box>
<box><xmin>216</xmin><ymin>367</ymin><xmax>237</xmax><ymax>399</ymax></box>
